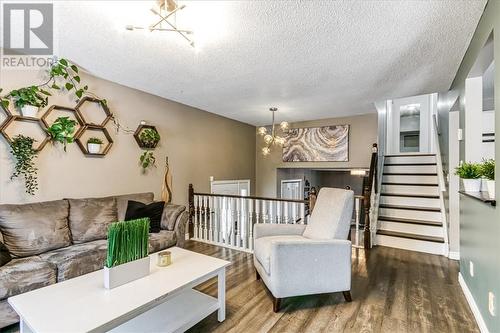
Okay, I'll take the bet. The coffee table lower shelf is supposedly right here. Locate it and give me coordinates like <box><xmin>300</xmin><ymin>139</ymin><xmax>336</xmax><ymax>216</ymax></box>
<box><xmin>110</xmin><ymin>289</ymin><xmax>219</xmax><ymax>333</ymax></box>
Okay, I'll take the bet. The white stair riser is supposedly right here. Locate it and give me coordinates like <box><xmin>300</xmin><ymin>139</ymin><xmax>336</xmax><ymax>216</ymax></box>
<box><xmin>378</xmin><ymin>221</ymin><xmax>443</xmax><ymax>237</ymax></box>
<box><xmin>385</xmin><ymin>155</ymin><xmax>436</xmax><ymax>164</ymax></box>
<box><xmin>384</xmin><ymin>165</ymin><xmax>437</xmax><ymax>174</ymax></box>
<box><xmin>376</xmin><ymin>235</ymin><xmax>446</xmax><ymax>255</ymax></box>
<box><xmin>383</xmin><ymin>175</ymin><xmax>438</xmax><ymax>184</ymax></box>
<box><xmin>381</xmin><ymin>184</ymin><xmax>439</xmax><ymax>196</ymax></box>
<box><xmin>380</xmin><ymin>196</ymin><xmax>440</xmax><ymax>208</ymax></box>
<box><xmin>379</xmin><ymin>207</ymin><xmax>442</xmax><ymax>222</ymax></box>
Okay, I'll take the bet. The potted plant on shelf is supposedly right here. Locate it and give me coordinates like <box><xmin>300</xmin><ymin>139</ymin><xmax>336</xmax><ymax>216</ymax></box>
<box><xmin>87</xmin><ymin>137</ymin><xmax>103</xmax><ymax>154</ymax></box>
<box><xmin>10</xmin><ymin>135</ymin><xmax>38</xmax><ymax>195</ymax></box>
<box><xmin>139</xmin><ymin>128</ymin><xmax>160</xmax><ymax>148</ymax></box>
<box><xmin>480</xmin><ymin>159</ymin><xmax>495</xmax><ymax>198</ymax></box>
<box><xmin>455</xmin><ymin>161</ymin><xmax>481</xmax><ymax>192</ymax></box>
<box><xmin>4</xmin><ymin>86</ymin><xmax>51</xmax><ymax>117</ymax></box>
<box><xmin>46</xmin><ymin>116</ymin><xmax>78</xmax><ymax>152</ymax></box>
<box><xmin>104</xmin><ymin>218</ymin><xmax>150</xmax><ymax>289</ymax></box>
<box><xmin>140</xmin><ymin>151</ymin><xmax>156</xmax><ymax>172</ymax></box>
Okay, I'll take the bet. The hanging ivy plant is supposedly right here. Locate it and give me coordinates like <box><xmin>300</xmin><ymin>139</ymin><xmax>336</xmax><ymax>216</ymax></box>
<box><xmin>139</xmin><ymin>128</ymin><xmax>160</xmax><ymax>148</ymax></box>
<box><xmin>140</xmin><ymin>151</ymin><xmax>156</xmax><ymax>171</ymax></box>
<box><xmin>46</xmin><ymin>116</ymin><xmax>78</xmax><ymax>152</ymax></box>
<box><xmin>10</xmin><ymin>135</ymin><xmax>38</xmax><ymax>195</ymax></box>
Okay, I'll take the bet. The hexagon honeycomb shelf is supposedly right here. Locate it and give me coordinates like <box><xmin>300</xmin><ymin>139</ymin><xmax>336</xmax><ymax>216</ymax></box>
<box><xmin>134</xmin><ymin>124</ymin><xmax>160</xmax><ymax>149</ymax></box>
<box><xmin>0</xmin><ymin>116</ymin><xmax>50</xmax><ymax>152</ymax></box>
<box><xmin>75</xmin><ymin>97</ymin><xmax>112</xmax><ymax>127</ymax></box>
<box><xmin>0</xmin><ymin>104</ymin><xmax>13</xmax><ymax>131</ymax></box>
<box><xmin>40</xmin><ymin>105</ymin><xmax>85</xmax><ymax>135</ymax></box>
<box><xmin>75</xmin><ymin>124</ymin><xmax>114</xmax><ymax>157</ymax></box>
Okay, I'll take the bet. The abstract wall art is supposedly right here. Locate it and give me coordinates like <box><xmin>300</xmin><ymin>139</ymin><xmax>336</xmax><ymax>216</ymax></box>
<box><xmin>282</xmin><ymin>125</ymin><xmax>349</xmax><ymax>162</ymax></box>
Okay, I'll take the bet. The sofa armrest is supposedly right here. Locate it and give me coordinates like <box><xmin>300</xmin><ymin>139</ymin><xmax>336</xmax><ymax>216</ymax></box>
<box><xmin>270</xmin><ymin>239</ymin><xmax>351</xmax><ymax>295</ymax></box>
<box><xmin>254</xmin><ymin>223</ymin><xmax>306</xmax><ymax>239</ymax></box>
<box><xmin>173</xmin><ymin>211</ymin><xmax>188</xmax><ymax>248</ymax></box>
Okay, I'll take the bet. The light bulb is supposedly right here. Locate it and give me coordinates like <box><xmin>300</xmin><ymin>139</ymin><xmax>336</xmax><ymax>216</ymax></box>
<box><xmin>280</xmin><ymin>121</ymin><xmax>289</xmax><ymax>131</ymax></box>
<box><xmin>275</xmin><ymin>136</ymin><xmax>286</xmax><ymax>146</ymax></box>
<box><xmin>264</xmin><ymin>134</ymin><xmax>273</xmax><ymax>144</ymax></box>
<box><xmin>257</xmin><ymin>127</ymin><xmax>267</xmax><ymax>136</ymax></box>
<box><xmin>262</xmin><ymin>147</ymin><xmax>271</xmax><ymax>156</ymax></box>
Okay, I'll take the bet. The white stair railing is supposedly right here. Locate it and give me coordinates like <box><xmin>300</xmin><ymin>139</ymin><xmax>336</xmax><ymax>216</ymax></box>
<box><xmin>188</xmin><ymin>184</ymin><xmax>364</xmax><ymax>252</ymax></box>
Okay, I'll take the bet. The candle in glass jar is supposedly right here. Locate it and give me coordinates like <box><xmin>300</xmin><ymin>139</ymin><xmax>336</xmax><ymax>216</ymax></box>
<box><xmin>157</xmin><ymin>251</ymin><xmax>172</xmax><ymax>267</ymax></box>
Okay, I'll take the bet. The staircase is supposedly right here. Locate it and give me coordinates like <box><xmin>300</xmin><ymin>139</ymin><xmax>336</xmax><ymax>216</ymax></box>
<box><xmin>375</xmin><ymin>154</ymin><xmax>448</xmax><ymax>255</ymax></box>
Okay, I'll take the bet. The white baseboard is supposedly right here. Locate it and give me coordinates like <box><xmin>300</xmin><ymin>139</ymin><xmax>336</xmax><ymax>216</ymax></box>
<box><xmin>458</xmin><ymin>272</ymin><xmax>489</xmax><ymax>333</ymax></box>
<box><xmin>448</xmin><ymin>251</ymin><xmax>460</xmax><ymax>260</ymax></box>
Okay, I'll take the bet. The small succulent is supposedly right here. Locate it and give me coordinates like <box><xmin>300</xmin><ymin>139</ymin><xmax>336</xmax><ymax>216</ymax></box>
<box><xmin>87</xmin><ymin>137</ymin><xmax>103</xmax><ymax>144</ymax></box>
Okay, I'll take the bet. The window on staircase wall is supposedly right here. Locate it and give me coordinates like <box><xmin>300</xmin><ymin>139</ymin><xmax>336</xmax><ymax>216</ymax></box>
<box><xmin>465</xmin><ymin>32</ymin><xmax>495</xmax><ymax>163</ymax></box>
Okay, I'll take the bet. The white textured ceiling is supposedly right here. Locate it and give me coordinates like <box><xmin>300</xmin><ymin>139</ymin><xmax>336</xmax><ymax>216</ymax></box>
<box><xmin>53</xmin><ymin>1</ymin><xmax>486</xmax><ymax>125</ymax></box>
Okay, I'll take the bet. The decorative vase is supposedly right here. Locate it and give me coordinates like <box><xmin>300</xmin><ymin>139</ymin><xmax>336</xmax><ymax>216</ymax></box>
<box><xmin>87</xmin><ymin>143</ymin><xmax>101</xmax><ymax>154</ymax></box>
<box><xmin>103</xmin><ymin>256</ymin><xmax>150</xmax><ymax>289</ymax></box>
<box><xmin>486</xmin><ymin>180</ymin><xmax>495</xmax><ymax>199</ymax></box>
<box><xmin>161</xmin><ymin>156</ymin><xmax>173</xmax><ymax>203</ymax></box>
<box><xmin>20</xmin><ymin>105</ymin><xmax>38</xmax><ymax>117</ymax></box>
<box><xmin>462</xmin><ymin>178</ymin><xmax>481</xmax><ymax>192</ymax></box>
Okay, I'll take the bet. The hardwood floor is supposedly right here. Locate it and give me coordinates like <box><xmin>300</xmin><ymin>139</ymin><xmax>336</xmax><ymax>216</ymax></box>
<box><xmin>185</xmin><ymin>241</ymin><xmax>479</xmax><ymax>333</ymax></box>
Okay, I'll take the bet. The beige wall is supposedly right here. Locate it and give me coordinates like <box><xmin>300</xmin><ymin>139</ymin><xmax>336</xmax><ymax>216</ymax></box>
<box><xmin>0</xmin><ymin>70</ymin><xmax>256</xmax><ymax>206</ymax></box>
<box><xmin>255</xmin><ymin>113</ymin><xmax>378</xmax><ymax>197</ymax></box>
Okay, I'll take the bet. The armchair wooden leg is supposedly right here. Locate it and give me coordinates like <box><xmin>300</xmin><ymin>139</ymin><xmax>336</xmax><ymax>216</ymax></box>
<box><xmin>342</xmin><ymin>291</ymin><xmax>352</xmax><ymax>302</ymax></box>
<box><xmin>256</xmin><ymin>271</ymin><xmax>261</xmax><ymax>280</ymax></box>
<box><xmin>273</xmin><ymin>297</ymin><xmax>282</xmax><ymax>312</ymax></box>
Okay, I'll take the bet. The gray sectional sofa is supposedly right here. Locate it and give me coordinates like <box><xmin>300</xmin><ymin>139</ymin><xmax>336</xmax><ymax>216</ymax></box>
<box><xmin>0</xmin><ymin>192</ymin><xmax>188</xmax><ymax>329</ymax></box>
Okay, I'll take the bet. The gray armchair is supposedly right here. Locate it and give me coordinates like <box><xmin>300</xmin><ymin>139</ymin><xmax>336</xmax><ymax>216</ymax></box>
<box><xmin>253</xmin><ymin>187</ymin><xmax>354</xmax><ymax>312</ymax></box>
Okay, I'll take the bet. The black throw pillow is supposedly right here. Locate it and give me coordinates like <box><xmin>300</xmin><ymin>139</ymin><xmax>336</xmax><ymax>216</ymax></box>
<box><xmin>125</xmin><ymin>201</ymin><xmax>165</xmax><ymax>233</ymax></box>
<box><xmin>0</xmin><ymin>242</ymin><xmax>12</xmax><ymax>267</ymax></box>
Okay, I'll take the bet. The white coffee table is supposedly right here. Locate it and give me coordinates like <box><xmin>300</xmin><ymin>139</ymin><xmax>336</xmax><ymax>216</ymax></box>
<box><xmin>8</xmin><ymin>247</ymin><xmax>230</xmax><ymax>333</ymax></box>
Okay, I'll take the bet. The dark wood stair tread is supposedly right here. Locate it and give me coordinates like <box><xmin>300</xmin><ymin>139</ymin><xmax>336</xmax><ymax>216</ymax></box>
<box><xmin>379</xmin><ymin>204</ymin><xmax>441</xmax><ymax>212</ymax></box>
<box><xmin>382</xmin><ymin>182</ymin><xmax>439</xmax><ymax>186</ymax></box>
<box><xmin>377</xmin><ymin>230</ymin><xmax>444</xmax><ymax>243</ymax></box>
<box><xmin>383</xmin><ymin>173</ymin><xmax>438</xmax><ymax>176</ymax></box>
<box><xmin>381</xmin><ymin>193</ymin><xmax>439</xmax><ymax>199</ymax></box>
<box><xmin>384</xmin><ymin>163</ymin><xmax>437</xmax><ymax>166</ymax></box>
<box><xmin>378</xmin><ymin>216</ymin><xmax>442</xmax><ymax>226</ymax></box>
<box><xmin>384</xmin><ymin>154</ymin><xmax>436</xmax><ymax>157</ymax></box>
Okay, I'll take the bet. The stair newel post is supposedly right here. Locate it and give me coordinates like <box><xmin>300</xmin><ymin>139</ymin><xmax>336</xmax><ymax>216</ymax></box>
<box><xmin>363</xmin><ymin>143</ymin><xmax>378</xmax><ymax>249</ymax></box>
<box><xmin>188</xmin><ymin>184</ymin><xmax>194</xmax><ymax>238</ymax></box>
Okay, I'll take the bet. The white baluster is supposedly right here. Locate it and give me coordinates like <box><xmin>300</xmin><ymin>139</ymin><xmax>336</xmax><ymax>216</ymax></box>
<box><xmin>208</xmin><ymin>196</ymin><xmax>213</xmax><ymax>242</ymax></box>
<box><xmin>300</xmin><ymin>203</ymin><xmax>305</xmax><ymax>224</ymax></box>
<box><xmin>213</xmin><ymin>196</ymin><xmax>219</xmax><ymax>243</ymax></box>
<box><xmin>292</xmin><ymin>202</ymin><xmax>298</xmax><ymax>223</ymax></box>
<box><xmin>355</xmin><ymin>197</ymin><xmax>360</xmax><ymax>248</ymax></box>
<box><xmin>262</xmin><ymin>200</ymin><xmax>267</xmax><ymax>223</ymax></box>
<box><xmin>202</xmin><ymin>196</ymin><xmax>207</xmax><ymax>241</ymax></box>
<box><xmin>224</xmin><ymin>197</ymin><xmax>230</xmax><ymax>247</ymax></box>
<box><xmin>219</xmin><ymin>197</ymin><xmax>224</xmax><ymax>244</ymax></box>
<box><xmin>283</xmin><ymin>201</ymin><xmax>289</xmax><ymax>224</ymax></box>
<box><xmin>247</xmin><ymin>198</ymin><xmax>254</xmax><ymax>251</ymax></box>
<box><xmin>194</xmin><ymin>195</ymin><xmax>199</xmax><ymax>239</ymax></box>
<box><xmin>255</xmin><ymin>199</ymin><xmax>260</xmax><ymax>225</ymax></box>
<box><xmin>236</xmin><ymin>197</ymin><xmax>241</xmax><ymax>248</ymax></box>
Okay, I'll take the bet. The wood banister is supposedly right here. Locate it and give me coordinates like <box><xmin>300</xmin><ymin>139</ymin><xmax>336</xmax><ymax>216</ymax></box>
<box><xmin>363</xmin><ymin>143</ymin><xmax>378</xmax><ymax>249</ymax></box>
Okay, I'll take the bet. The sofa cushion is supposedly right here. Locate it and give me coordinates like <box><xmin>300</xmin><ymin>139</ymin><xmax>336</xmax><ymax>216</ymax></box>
<box><xmin>254</xmin><ymin>235</ymin><xmax>308</xmax><ymax>275</ymax></box>
<box><xmin>125</xmin><ymin>201</ymin><xmax>165</xmax><ymax>233</ymax></box>
<box><xmin>113</xmin><ymin>193</ymin><xmax>154</xmax><ymax>221</ymax></box>
<box><xmin>0</xmin><ymin>200</ymin><xmax>71</xmax><ymax>257</ymax></box>
<box><xmin>0</xmin><ymin>299</ymin><xmax>19</xmax><ymax>329</ymax></box>
<box><xmin>303</xmin><ymin>188</ymin><xmax>354</xmax><ymax>240</ymax></box>
<box><xmin>0</xmin><ymin>256</ymin><xmax>56</xmax><ymax>300</ymax></box>
<box><xmin>161</xmin><ymin>204</ymin><xmax>186</xmax><ymax>231</ymax></box>
<box><xmin>68</xmin><ymin>197</ymin><xmax>117</xmax><ymax>244</ymax></box>
<box><xmin>39</xmin><ymin>240</ymin><xmax>107</xmax><ymax>282</ymax></box>
<box><xmin>148</xmin><ymin>230</ymin><xmax>177</xmax><ymax>253</ymax></box>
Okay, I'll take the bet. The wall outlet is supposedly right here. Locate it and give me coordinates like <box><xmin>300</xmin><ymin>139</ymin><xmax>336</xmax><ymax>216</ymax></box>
<box><xmin>469</xmin><ymin>261</ymin><xmax>474</xmax><ymax>277</ymax></box>
<box><xmin>489</xmin><ymin>292</ymin><xmax>496</xmax><ymax>316</ymax></box>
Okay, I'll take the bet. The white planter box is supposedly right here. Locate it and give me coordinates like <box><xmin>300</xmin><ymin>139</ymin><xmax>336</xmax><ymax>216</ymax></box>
<box><xmin>462</xmin><ymin>178</ymin><xmax>481</xmax><ymax>192</ymax></box>
<box><xmin>104</xmin><ymin>256</ymin><xmax>150</xmax><ymax>289</ymax></box>
<box><xmin>20</xmin><ymin>105</ymin><xmax>39</xmax><ymax>117</ymax></box>
<box><xmin>486</xmin><ymin>180</ymin><xmax>495</xmax><ymax>199</ymax></box>
<box><xmin>87</xmin><ymin>143</ymin><xmax>101</xmax><ymax>154</ymax></box>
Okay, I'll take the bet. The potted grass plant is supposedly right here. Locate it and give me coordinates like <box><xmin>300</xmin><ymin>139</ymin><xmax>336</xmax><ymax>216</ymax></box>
<box><xmin>455</xmin><ymin>161</ymin><xmax>481</xmax><ymax>192</ymax></box>
<box><xmin>104</xmin><ymin>218</ymin><xmax>150</xmax><ymax>289</ymax></box>
<box><xmin>87</xmin><ymin>137</ymin><xmax>103</xmax><ymax>154</ymax></box>
<box><xmin>480</xmin><ymin>159</ymin><xmax>495</xmax><ymax>198</ymax></box>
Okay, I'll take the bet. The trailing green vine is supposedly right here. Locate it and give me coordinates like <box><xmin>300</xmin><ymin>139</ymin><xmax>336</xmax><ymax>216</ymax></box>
<box><xmin>140</xmin><ymin>151</ymin><xmax>156</xmax><ymax>171</ymax></box>
<box><xmin>10</xmin><ymin>135</ymin><xmax>38</xmax><ymax>195</ymax></box>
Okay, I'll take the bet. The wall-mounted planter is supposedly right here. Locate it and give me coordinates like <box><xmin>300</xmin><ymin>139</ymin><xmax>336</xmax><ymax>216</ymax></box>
<box><xmin>20</xmin><ymin>105</ymin><xmax>39</xmax><ymax>118</ymax></box>
<box><xmin>134</xmin><ymin>124</ymin><xmax>160</xmax><ymax>149</ymax></box>
<box><xmin>87</xmin><ymin>143</ymin><xmax>101</xmax><ymax>154</ymax></box>
<box><xmin>0</xmin><ymin>116</ymin><xmax>50</xmax><ymax>152</ymax></box>
<box><xmin>75</xmin><ymin>124</ymin><xmax>114</xmax><ymax>157</ymax></box>
<box><xmin>103</xmin><ymin>256</ymin><xmax>150</xmax><ymax>289</ymax></box>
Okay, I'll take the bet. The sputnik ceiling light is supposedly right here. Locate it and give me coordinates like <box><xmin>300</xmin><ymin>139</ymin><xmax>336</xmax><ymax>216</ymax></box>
<box><xmin>257</xmin><ymin>107</ymin><xmax>290</xmax><ymax>156</ymax></box>
<box><xmin>125</xmin><ymin>0</ymin><xmax>195</xmax><ymax>48</ymax></box>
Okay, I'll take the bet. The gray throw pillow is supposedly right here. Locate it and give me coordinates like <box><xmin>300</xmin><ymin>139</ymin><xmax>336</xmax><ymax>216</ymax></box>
<box><xmin>161</xmin><ymin>204</ymin><xmax>186</xmax><ymax>231</ymax></box>
<box><xmin>0</xmin><ymin>200</ymin><xmax>72</xmax><ymax>257</ymax></box>
<box><xmin>68</xmin><ymin>197</ymin><xmax>118</xmax><ymax>244</ymax></box>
